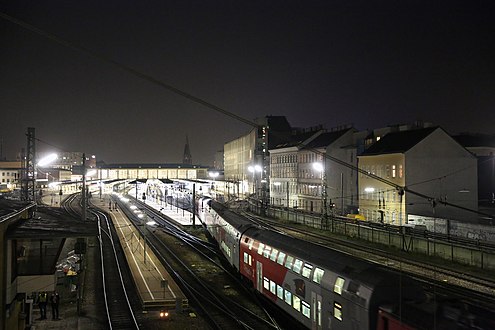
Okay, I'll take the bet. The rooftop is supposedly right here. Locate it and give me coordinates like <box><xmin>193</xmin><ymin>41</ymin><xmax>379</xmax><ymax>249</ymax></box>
<box><xmin>361</xmin><ymin>127</ymin><xmax>438</xmax><ymax>155</ymax></box>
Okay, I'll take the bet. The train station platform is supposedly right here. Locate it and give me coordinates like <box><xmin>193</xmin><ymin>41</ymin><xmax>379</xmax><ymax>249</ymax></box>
<box><xmin>93</xmin><ymin>196</ymin><xmax>188</xmax><ymax>310</ymax></box>
<box><xmin>130</xmin><ymin>187</ymin><xmax>198</xmax><ymax>226</ymax></box>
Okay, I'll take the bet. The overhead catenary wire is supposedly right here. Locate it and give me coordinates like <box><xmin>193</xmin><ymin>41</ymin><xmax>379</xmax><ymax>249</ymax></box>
<box><xmin>2</xmin><ymin>11</ymin><xmax>492</xmax><ymax>220</ymax></box>
<box><xmin>0</xmin><ymin>12</ymin><xmax>259</xmax><ymax>130</ymax></box>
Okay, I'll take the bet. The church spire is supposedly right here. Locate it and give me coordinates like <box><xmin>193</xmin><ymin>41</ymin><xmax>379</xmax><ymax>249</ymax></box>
<box><xmin>183</xmin><ymin>135</ymin><xmax>192</xmax><ymax>165</ymax></box>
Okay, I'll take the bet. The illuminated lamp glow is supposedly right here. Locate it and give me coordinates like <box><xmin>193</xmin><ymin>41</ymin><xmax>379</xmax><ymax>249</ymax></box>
<box><xmin>86</xmin><ymin>170</ymin><xmax>97</xmax><ymax>177</ymax></box>
<box><xmin>312</xmin><ymin>162</ymin><xmax>324</xmax><ymax>172</ymax></box>
<box><xmin>48</xmin><ymin>182</ymin><xmax>61</xmax><ymax>189</ymax></box>
<box><xmin>364</xmin><ymin>187</ymin><xmax>375</xmax><ymax>193</ymax></box>
<box><xmin>38</xmin><ymin>153</ymin><xmax>58</xmax><ymax>167</ymax></box>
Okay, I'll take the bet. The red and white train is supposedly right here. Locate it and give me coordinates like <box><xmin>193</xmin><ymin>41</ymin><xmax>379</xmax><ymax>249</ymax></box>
<box><xmin>197</xmin><ymin>197</ymin><xmax>433</xmax><ymax>330</ymax></box>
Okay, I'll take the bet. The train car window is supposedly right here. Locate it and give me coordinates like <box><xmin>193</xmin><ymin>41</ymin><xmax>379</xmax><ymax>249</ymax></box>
<box><xmin>293</xmin><ymin>259</ymin><xmax>303</xmax><ymax>274</ymax></box>
<box><xmin>302</xmin><ymin>301</ymin><xmax>311</xmax><ymax>319</ymax></box>
<box><xmin>313</xmin><ymin>268</ymin><xmax>325</xmax><ymax>284</ymax></box>
<box><xmin>270</xmin><ymin>280</ymin><xmax>276</xmax><ymax>294</ymax></box>
<box><xmin>257</xmin><ymin>243</ymin><xmax>265</xmax><ymax>255</ymax></box>
<box><xmin>347</xmin><ymin>281</ymin><xmax>359</xmax><ymax>294</ymax></box>
<box><xmin>334</xmin><ymin>277</ymin><xmax>345</xmax><ymax>295</ymax></box>
<box><xmin>284</xmin><ymin>290</ymin><xmax>292</xmax><ymax>305</ymax></box>
<box><xmin>293</xmin><ymin>295</ymin><xmax>301</xmax><ymax>312</ymax></box>
<box><xmin>302</xmin><ymin>264</ymin><xmax>313</xmax><ymax>278</ymax></box>
<box><xmin>270</xmin><ymin>248</ymin><xmax>279</xmax><ymax>261</ymax></box>
<box><xmin>277</xmin><ymin>285</ymin><xmax>284</xmax><ymax>299</ymax></box>
<box><xmin>244</xmin><ymin>237</ymin><xmax>249</xmax><ymax>243</ymax></box>
<box><xmin>263</xmin><ymin>245</ymin><xmax>272</xmax><ymax>258</ymax></box>
<box><xmin>263</xmin><ymin>277</ymin><xmax>270</xmax><ymax>290</ymax></box>
<box><xmin>248</xmin><ymin>254</ymin><xmax>252</xmax><ymax>266</ymax></box>
<box><xmin>334</xmin><ymin>302</ymin><xmax>343</xmax><ymax>321</ymax></box>
<box><xmin>248</xmin><ymin>239</ymin><xmax>254</xmax><ymax>250</ymax></box>
<box><xmin>243</xmin><ymin>252</ymin><xmax>249</xmax><ymax>264</ymax></box>
<box><xmin>277</xmin><ymin>251</ymin><xmax>286</xmax><ymax>265</ymax></box>
<box><xmin>285</xmin><ymin>255</ymin><xmax>294</xmax><ymax>269</ymax></box>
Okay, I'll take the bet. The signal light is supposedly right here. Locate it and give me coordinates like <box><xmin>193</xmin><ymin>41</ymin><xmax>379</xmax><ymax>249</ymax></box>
<box><xmin>159</xmin><ymin>310</ymin><xmax>169</xmax><ymax>319</ymax></box>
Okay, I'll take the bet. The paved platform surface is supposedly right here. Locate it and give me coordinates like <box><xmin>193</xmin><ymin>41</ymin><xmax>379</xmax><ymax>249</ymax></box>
<box><xmin>96</xmin><ymin>195</ymin><xmax>187</xmax><ymax>309</ymax></box>
<box><xmin>30</xmin><ymin>193</ymin><xmax>188</xmax><ymax>329</ymax></box>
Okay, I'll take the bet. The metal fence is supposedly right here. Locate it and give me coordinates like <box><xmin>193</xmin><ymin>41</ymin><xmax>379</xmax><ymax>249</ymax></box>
<box><xmin>250</xmin><ymin>203</ymin><xmax>495</xmax><ymax>271</ymax></box>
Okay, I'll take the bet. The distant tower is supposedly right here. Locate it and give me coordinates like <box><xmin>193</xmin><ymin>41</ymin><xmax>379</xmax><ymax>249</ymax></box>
<box><xmin>183</xmin><ymin>135</ymin><xmax>192</xmax><ymax>165</ymax></box>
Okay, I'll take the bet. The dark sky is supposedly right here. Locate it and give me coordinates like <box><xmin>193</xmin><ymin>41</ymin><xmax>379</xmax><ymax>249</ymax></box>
<box><xmin>1</xmin><ymin>1</ymin><xmax>494</xmax><ymax>165</ymax></box>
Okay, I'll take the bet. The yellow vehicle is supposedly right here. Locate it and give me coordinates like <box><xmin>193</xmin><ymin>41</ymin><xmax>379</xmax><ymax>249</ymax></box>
<box><xmin>346</xmin><ymin>213</ymin><xmax>366</xmax><ymax>221</ymax></box>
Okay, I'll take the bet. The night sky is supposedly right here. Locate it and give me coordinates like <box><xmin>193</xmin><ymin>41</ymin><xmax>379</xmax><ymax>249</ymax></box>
<box><xmin>1</xmin><ymin>1</ymin><xmax>494</xmax><ymax>165</ymax></box>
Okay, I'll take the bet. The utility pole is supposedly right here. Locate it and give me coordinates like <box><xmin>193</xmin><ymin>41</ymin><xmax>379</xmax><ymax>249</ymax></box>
<box><xmin>82</xmin><ymin>153</ymin><xmax>87</xmax><ymax>221</ymax></box>
<box><xmin>192</xmin><ymin>183</ymin><xmax>196</xmax><ymax>227</ymax></box>
<box><xmin>286</xmin><ymin>181</ymin><xmax>290</xmax><ymax>220</ymax></box>
<box><xmin>322</xmin><ymin>162</ymin><xmax>329</xmax><ymax>229</ymax></box>
<box><xmin>21</xmin><ymin>127</ymin><xmax>36</xmax><ymax>202</ymax></box>
<box><xmin>340</xmin><ymin>172</ymin><xmax>344</xmax><ymax>215</ymax></box>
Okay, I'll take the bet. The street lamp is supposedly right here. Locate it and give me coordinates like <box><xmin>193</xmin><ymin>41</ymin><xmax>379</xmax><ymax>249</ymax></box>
<box><xmin>313</xmin><ymin>161</ymin><xmax>328</xmax><ymax>229</ymax></box>
<box><xmin>37</xmin><ymin>153</ymin><xmax>58</xmax><ymax>167</ymax></box>
<box><xmin>209</xmin><ymin>171</ymin><xmax>219</xmax><ymax>199</ymax></box>
<box><xmin>248</xmin><ymin>165</ymin><xmax>262</xmax><ymax>196</ymax></box>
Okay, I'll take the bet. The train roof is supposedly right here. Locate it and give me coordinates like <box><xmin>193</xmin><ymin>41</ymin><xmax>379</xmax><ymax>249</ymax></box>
<box><xmin>243</xmin><ymin>226</ymin><xmax>399</xmax><ymax>286</ymax></box>
<box><xmin>209</xmin><ymin>200</ymin><xmax>256</xmax><ymax>232</ymax></box>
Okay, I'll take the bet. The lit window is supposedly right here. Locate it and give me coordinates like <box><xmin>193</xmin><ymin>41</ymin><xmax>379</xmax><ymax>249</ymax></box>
<box><xmin>285</xmin><ymin>255</ymin><xmax>294</xmax><ymax>269</ymax></box>
<box><xmin>263</xmin><ymin>245</ymin><xmax>271</xmax><ymax>258</ymax></box>
<box><xmin>248</xmin><ymin>255</ymin><xmax>252</xmax><ymax>266</ymax></box>
<box><xmin>302</xmin><ymin>301</ymin><xmax>311</xmax><ymax>319</ymax></box>
<box><xmin>257</xmin><ymin>243</ymin><xmax>265</xmax><ymax>255</ymax></box>
<box><xmin>270</xmin><ymin>248</ymin><xmax>278</xmax><ymax>261</ymax></box>
<box><xmin>243</xmin><ymin>252</ymin><xmax>248</xmax><ymax>264</ymax></box>
<box><xmin>334</xmin><ymin>302</ymin><xmax>343</xmax><ymax>321</ymax></box>
<box><xmin>313</xmin><ymin>268</ymin><xmax>324</xmax><ymax>284</ymax></box>
<box><xmin>248</xmin><ymin>239</ymin><xmax>254</xmax><ymax>250</ymax></box>
<box><xmin>334</xmin><ymin>277</ymin><xmax>345</xmax><ymax>295</ymax></box>
<box><xmin>392</xmin><ymin>165</ymin><xmax>396</xmax><ymax>178</ymax></box>
<box><xmin>277</xmin><ymin>251</ymin><xmax>286</xmax><ymax>265</ymax></box>
<box><xmin>263</xmin><ymin>277</ymin><xmax>269</xmax><ymax>290</ymax></box>
<box><xmin>293</xmin><ymin>259</ymin><xmax>303</xmax><ymax>274</ymax></box>
<box><xmin>277</xmin><ymin>285</ymin><xmax>284</xmax><ymax>299</ymax></box>
<box><xmin>293</xmin><ymin>295</ymin><xmax>301</xmax><ymax>312</ymax></box>
<box><xmin>270</xmin><ymin>280</ymin><xmax>276</xmax><ymax>294</ymax></box>
<box><xmin>302</xmin><ymin>263</ymin><xmax>313</xmax><ymax>278</ymax></box>
<box><xmin>284</xmin><ymin>290</ymin><xmax>292</xmax><ymax>304</ymax></box>
<box><xmin>399</xmin><ymin>164</ymin><xmax>403</xmax><ymax>178</ymax></box>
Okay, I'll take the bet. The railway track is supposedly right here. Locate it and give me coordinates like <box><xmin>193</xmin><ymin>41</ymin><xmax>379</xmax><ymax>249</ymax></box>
<box><xmin>57</xmin><ymin>192</ymin><xmax>142</xmax><ymax>328</ymax></box>
<box><xmin>91</xmin><ymin>206</ymin><xmax>141</xmax><ymax>329</ymax></box>
<box><xmin>242</xmin><ymin>212</ymin><xmax>495</xmax><ymax>310</ymax></box>
<box><xmin>116</xmin><ymin>195</ymin><xmax>281</xmax><ymax>330</ymax></box>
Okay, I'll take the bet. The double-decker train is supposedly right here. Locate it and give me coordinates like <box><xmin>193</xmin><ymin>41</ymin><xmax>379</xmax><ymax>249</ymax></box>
<box><xmin>197</xmin><ymin>197</ymin><xmax>440</xmax><ymax>330</ymax></box>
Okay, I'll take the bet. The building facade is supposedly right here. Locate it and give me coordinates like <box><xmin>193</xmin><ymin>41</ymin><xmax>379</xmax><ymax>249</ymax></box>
<box><xmin>269</xmin><ymin>127</ymin><xmax>357</xmax><ymax>215</ymax></box>
<box><xmin>98</xmin><ymin>163</ymin><xmax>209</xmax><ymax>181</ymax></box>
<box><xmin>358</xmin><ymin>127</ymin><xmax>478</xmax><ymax>225</ymax></box>
<box><xmin>223</xmin><ymin>116</ymin><xmax>292</xmax><ymax>198</ymax></box>
<box><xmin>0</xmin><ymin>161</ymin><xmax>22</xmax><ymax>193</ymax></box>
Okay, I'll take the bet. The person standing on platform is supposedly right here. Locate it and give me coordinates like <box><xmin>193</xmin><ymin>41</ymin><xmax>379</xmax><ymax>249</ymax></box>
<box><xmin>38</xmin><ymin>291</ymin><xmax>47</xmax><ymax>319</ymax></box>
<box><xmin>50</xmin><ymin>291</ymin><xmax>60</xmax><ymax>320</ymax></box>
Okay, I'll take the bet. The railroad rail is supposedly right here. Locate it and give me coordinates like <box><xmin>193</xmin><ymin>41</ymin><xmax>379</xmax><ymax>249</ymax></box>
<box><xmin>91</xmin><ymin>206</ymin><xmax>141</xmax><ymax>329</ymax></box>
<box><xmin>243</xmin><ymin>212</ymin><xmax>495</xmax><ymax>311</ymax></box>
<box><xmin>116</xmin><ymin>195</ymin><xmax>282</xmax><ymax>329</ymax></box>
